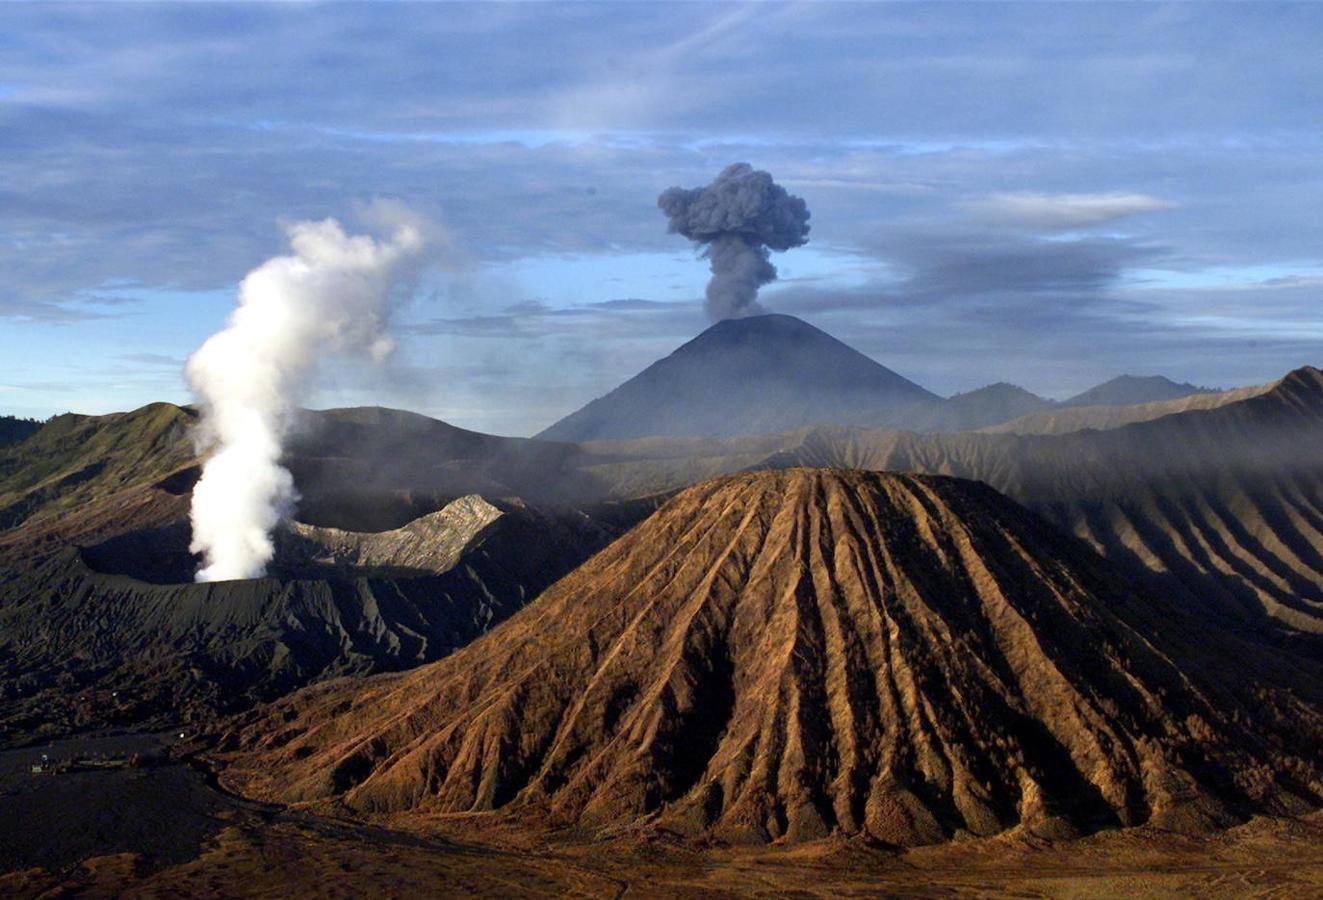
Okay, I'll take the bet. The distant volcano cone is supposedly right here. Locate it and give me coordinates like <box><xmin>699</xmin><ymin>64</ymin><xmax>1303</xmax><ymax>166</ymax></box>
<box><xmin>217</xmin><ymin>469</ymin><xmax>1323</xmax><ymax>845</ymax></box>
<box><xmin>535</xmin><ymin>314</ymin><xmax>939</xmax><ymax>441</ymax></box>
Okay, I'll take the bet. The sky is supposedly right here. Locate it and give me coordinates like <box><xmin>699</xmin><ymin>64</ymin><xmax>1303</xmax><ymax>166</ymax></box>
<box><xmin>1</xmin><ymin>2</ymin><xmax>1321</xmax><ymax>436</ymax></box>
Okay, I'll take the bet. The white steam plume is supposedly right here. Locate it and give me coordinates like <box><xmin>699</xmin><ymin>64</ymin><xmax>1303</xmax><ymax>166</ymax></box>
<box><xmin>186</xmin><ymin>212</ymin><xmax>425</xmax><ymax>582</ymax></box>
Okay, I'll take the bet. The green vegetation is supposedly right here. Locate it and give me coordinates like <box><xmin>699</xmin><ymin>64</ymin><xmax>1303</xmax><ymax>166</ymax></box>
<box><xmin>0</xmin><ymin>403</ymin><xmax>197</xmax><ymax>531</ymax></box>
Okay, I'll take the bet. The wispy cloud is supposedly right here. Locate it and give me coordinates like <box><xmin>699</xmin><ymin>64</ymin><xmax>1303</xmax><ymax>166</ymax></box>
<box><xmin>0</xmin><ymin>295</ymin><xmax>122</xmax><ymax>323</ymax></box>
<box><xmin>118</xmin><ymin>352</ymin><xmax>185</xmax><ymax>368</ymax></box>
<box><xmin>410</xmin><ymin>296</ymin><xmax>697</xmax><ymax>340</ymax></box>
<box><xmin>963</xmin><ymin>192</ymin><xmax>1173</xmax><ymax>228</ymax></box>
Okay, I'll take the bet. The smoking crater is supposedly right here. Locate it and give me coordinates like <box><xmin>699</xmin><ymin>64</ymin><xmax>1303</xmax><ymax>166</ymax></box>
<box><xmin>186</xmin><ymin>213</ymin><xmax>424</xmax><ymax>582</ymax></box>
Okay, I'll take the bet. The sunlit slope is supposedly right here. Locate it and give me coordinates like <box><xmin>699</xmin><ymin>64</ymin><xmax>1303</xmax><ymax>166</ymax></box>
<box><xmin>216</xmin><ymin>470</ymin><xmax>1323</xmax><ymax>845</ymax></box>
<box><xmin>751</xmin><ymin>367</ymin><xmax>1323</xmax><ymax>632</ymax></box>
<box><xmin>0</xmin><ymin>403</ymin><xmax>198</xmax><ymax>561</ymax></box>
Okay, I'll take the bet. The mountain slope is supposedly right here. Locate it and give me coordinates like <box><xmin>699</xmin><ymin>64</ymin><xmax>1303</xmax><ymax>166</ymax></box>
<box><xmin>0</xmin><ymin>497</ymin><xmax>652</xmax><ymax>747</ymax></box>
<box><xmin>888</xmin><ymin>382</ymin><xmax>1052</xmax><ymax>433</ymax></box>
<box><xmin>0</xmin><ymin>403</ymin><xmax>611</xmax><ymax>569</ymax></box>
<box><xmin>0</xmin><ymin>400</ymin><xmax>653</xmax><ymax>744</ymax></box>
<box><xmin>770</xmin><ymin>369</ymin><xmax>1323</xmax><ymax>633</ymax></box>
<box><xmin>216</xmin><ymin>470</ymin><xmax>1323</xmax><ymax>846</ymax></box>
<box><xmin>572</xmin><ymin>367</ymin><xmax>1323</xmax><ymax>634</ymax></box>
<box><xmin>537</xmin><ymin>315</ymin><xmax>938</xmax><ymax>441</ymax></box>
<box><xmin>984</xmin><ymin>381</ymin><xmax>1273</xmax><ymax>435</ymax></box>
<box><xmin>286</xmin><ymin>406</ymin><xmax>603</xmax><ymax>527</ymax></box>
<box><xmin>0</xmin><ymin>403</ymin><xmax>198</xmax><ymax>560</ymax></box>
<box><xmin>1063</xmin><ymin>375</ymin><xmax>1215</xmax><ymax>408</ymax></box>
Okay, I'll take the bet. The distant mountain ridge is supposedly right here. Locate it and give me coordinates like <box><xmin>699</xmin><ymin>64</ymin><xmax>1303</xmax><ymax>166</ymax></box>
<box><xmin>0</xmin><ymin>403</ymin><xmax>603</xmax><ymax>567</ymax></box>
<box><xmin>538</xmin><ymin>315</ymin><xmax>1227</xmax><ymax>441</ymax></box>
<box><xmin>986</xmin><ymin>380</ymin><xmax>1273</xmax><ymax>435</ymax></box>
<box><xmin>575</xmin><ymin>366</ymin><xmax>1323</xmax><ymax>634</ymax></box>
<box><xmin>1061</xmin><ymin>374</ymin><xmax>1215</xmax><ymax>408</ymax></box>
<box><xmin>888</xmin><ymin>381</ymin><xmax>1053</xmax><ymax>432</ymax></box>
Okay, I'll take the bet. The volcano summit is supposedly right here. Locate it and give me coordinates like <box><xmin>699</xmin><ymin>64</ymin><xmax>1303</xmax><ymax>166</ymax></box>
<box><xmin>538</xmin><ymin>315</ymin><xmax>939</xmax><ymax>442</ymax></box>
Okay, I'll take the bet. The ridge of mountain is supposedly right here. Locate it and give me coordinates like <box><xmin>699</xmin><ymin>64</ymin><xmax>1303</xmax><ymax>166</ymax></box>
<box><xmin>1062</xmin><ymin>375</ymin><xmax>1216</xmax><ymax>408</ymax></box>
<box><xmin>0</xmin><ymin>403</ymin><xmax>605</xmax><ymax>568</ymax></box>
<box><xmin>983</xmin><ymin>380</ymin><xmax>1274</xmax><ymax>435</ymax></box>
<box><xmin>281</xmin><ymin>495</ymin><xmax>504</xmax><ymax>576</ymax></box>
<box><xmin>888</xmin><ymin>382</ymin><xmax>1053</xmax><ymax>433</ymax></box>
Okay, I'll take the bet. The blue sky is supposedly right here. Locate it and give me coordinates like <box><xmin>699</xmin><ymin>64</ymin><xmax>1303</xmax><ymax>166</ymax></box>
<box><xmin>2</xmin><ymin>2</ymin><xmax>1322</xmax><ymax>434</ymax></box>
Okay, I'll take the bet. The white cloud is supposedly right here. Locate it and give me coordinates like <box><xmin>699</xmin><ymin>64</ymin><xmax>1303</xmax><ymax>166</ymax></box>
<box><xmin>965</xmin><ymin>192</ymin><xmax>1173</xmax><ymax>228</ymax></box>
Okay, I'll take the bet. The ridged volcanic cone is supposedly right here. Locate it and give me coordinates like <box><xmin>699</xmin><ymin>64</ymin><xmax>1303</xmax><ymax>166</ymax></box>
<box><xmin>216</xmin><ymin>469</ymin><xmax>1323</xmax><ymax>845</ymax></box>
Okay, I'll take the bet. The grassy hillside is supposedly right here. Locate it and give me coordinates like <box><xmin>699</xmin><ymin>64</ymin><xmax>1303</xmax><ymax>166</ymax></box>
<box><xmin>0</xmin><ymin>403</ymin><xmax>197</xmax><ymax>528</ymax></box>
<box><xmin>0</xmin><ymin>404</ymin><xmax>199</xmax><ymax>563</ymax></box>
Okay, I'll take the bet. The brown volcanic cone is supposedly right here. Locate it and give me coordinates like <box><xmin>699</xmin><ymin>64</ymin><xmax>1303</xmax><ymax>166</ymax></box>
<box><xmin>217</xmin><ymin>469</ymin><xmax>1323</xmax><ymax>845</ymax></box>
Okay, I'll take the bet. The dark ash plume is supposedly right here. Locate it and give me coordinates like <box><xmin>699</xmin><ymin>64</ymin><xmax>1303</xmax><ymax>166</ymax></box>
<box><xmin>658</xmin><ymin>163</ymin><xmax>810</xmax><ymax>321</ymax></box>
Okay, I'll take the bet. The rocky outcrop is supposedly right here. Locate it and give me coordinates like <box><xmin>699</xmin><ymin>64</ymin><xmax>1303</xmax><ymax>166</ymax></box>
<box><xmin>281</xmin><ymin>496</ymin><xmax>503</xmax><ymax>576</ymax></box>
